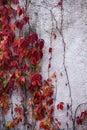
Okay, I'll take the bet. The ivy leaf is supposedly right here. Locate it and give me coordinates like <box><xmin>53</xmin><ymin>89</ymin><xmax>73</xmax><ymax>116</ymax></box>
<box><xmin>49</xmin><ymin>47</ymin><xmax>52</xmax><ymax>53</ymax></box>
<box><xmin>53</xmin><ymin>33</ymin><xmax>57</xmax><ymax>39</ymax></box>
<box><xmin>50</xmin><ymin>72</ymin><xmax>56</xmax><ymax>78</ymax></box>
<box><xmin>76</xmin><ymin>117</ymin><xmax>82</xmax><ymax>125</ymax></box>
<box><xmin>28</xmin><ymin>33</ymin><xmax>38</xmax><ymax>43</ymax></box>
<box><xmin>58</xmin><ymin>121</ymin><xmax>61</xmax><ymax>126</ymax></box>
<box><xmin>57</xmin><ymin>102</ymin><xmax>64</xmax><ymax>110</ymax></box>
<box><xmin>57</xmin><ymin>1</ymin><xmax>62</xmax><ymax>6</ymax></box>
<box><xmin>17</xmin><ymin>6</ymin><xmax>23</xmax><ymax>16</ymax></box>
<box><xmin>48</xmin><ymin>63</ymin><xmax>51</xmax><ymax>69</ymax></box>
<box><xmin>14</xmin><ymin>104</ymin><xmax>23</xmax><ymax>115</ymax></box>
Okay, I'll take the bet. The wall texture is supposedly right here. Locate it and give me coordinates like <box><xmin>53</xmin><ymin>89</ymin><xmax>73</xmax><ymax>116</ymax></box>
<box><xmin>24</xmin><ymin>0</ymin><xmax>87</xmax><ymax>129</ymax></box>
<box><xmin>4</xmin><ymin>0</ymin><xmax>87</xmax><ymax>130</ymax></box>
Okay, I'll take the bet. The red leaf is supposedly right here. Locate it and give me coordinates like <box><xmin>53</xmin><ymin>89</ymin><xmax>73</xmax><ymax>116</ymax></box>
<box><xmin>17</xmin><ymin>6</ymin><xmax>23</xmax><ymax>16</ymax></box>
<box><xmin>14</xmin><ymin>104</ymin><xmax>23</xmax><ymax>115</ymax></box>
<box><xmin>48</xmin><ymin>63</ymin><xmax>51</xmax><ymax>69</ymax></box>
<box><xmin>47</xmin><ymin>78</ymin><xmax>52</xmax><ymax>82</ymax></box>
<box><xmin>46</xmin><ymin>98</ymin><xmax>54</xmax><ymax>105</ymax></box>
<box><xmin>48</xmin><ymin>106</ymin><xmax>54</xmax><ymax>115</ymax></box>
<box><xmin>57</xmin><ymin>1</ymin><xmax>62</xmax><ymax>6</ymax></box>
<box><xmin>28</xmin><ymin>33</ymin><xmax>38</xmax><ymax>43</ymax></box>
<box><xmin>49</xmin><ymin>47</ymin><xmax>52</xmax><ymax>53</ymax></box>
<box><xmin>58</xmin><ymin>121</ymin><xmax>61</xmax><ymax>126</ymax></box>
<box><xmin>76</xmin><ymin>117</ymin><xmax>82</xmax><ymax>125</ymax></box>
<box><xmin>57</xmin><ymin>102</ymin><xmax>64</xmax><ymax>110</ymax></box>
<box><xmin>55</xmin><ymin>118</ymin><xmax>58</xmax><ymax>122</ymax></box>
<box><xmin>22</xmin><ymin>16</ymin><xmax>29</xmax><ymax>24</ymax></box>
<box><xmin>53</xmin><ymin>33</ymin><xmax>57</xmax><ymax>39</ymax></box>
<box><xmin>37</xmin><ymin>39</ymin><xmax>44</xmax><ymax>49</ymax></box>
<box><xmin>55</xmin><ymin>118</ymin><xmax>61</xmax><ymax>126</ymax></box>
<box><xmin>15</xmin><ymin>20</ymin><xmax>24</xmax><ymax>29</ymax></box>
<box><xmin>30</xmin><ymin>57</ymin><xmax>37</xmax><ymax>65</ymax></box>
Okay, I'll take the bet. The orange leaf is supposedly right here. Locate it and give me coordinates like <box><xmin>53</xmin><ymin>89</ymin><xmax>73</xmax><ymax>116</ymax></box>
<box><xmin>50</xmin><ymin>72</ymin><xmax>56</xmax><ymax>78</ymax></box>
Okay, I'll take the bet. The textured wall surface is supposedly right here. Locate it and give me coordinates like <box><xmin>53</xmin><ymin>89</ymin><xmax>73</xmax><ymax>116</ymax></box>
<box><xmin>25</xmin><ymin>0</ymin><xmax>87</xmax><ymax>129</ymax></box>
<box><xmin>5</xmin><ymin>0</ymin><xmax>87</xmax><ymax>130</ymax></box>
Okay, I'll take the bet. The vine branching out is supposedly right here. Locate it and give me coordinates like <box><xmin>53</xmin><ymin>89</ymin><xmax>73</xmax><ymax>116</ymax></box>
<box><xmin>0</xmin><ymin>0</ymin><xmax>87</xmax><ymax>130</ymax></box>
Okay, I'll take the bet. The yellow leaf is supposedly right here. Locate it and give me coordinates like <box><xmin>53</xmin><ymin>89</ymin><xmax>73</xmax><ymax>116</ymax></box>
<box><xmin>5</xmin><ymin>121</ymin><xmax>11</xmax><ymax>128</ymax></box>
<box><xmin>35</xmin><ymin>65</ymin><xmax>41</xmax><ymax>72</ymax></box>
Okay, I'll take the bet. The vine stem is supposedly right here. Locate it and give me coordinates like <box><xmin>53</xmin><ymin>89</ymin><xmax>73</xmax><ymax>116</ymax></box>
<box><xmin>48</xmin><ymin>10</ymin><xmax>53</xmax><ymax>78</ymax></box>
<box><xmin>50</xmin><ymin>2</ymin><xmax>73</xmax><ymax>128</ymax></box>
<box><xmin>21</xmin><ymin>85</ymin><xmax>28</xmax><ymax>130</ymax></box>
<box><xmin>28</xmin><ymin>1</ymin><xmax>73</xmax><ymax>129</ymax></box>
<box><xmin>31</xmin><ymin>66</ymin><xmax>36</xmax><ymax>130</ymax></box>
<box><xmin>2</xmin><ymin>108</ymin><xmax>6</xmax><ymax>130</ymax></box>
<box><xmin>60</xmin><ymin>1</ymin><xmax>74</xmax><ymax>129</ymax></box>
<box><xmin>73</xmin><ymin>102</ymin><xmax>87</xmax><ymax>130</ymax></box>
<box><xmin>10</xmin><ymin>93</ymin><xmax>16</xmax><ymax>130</ymax></box>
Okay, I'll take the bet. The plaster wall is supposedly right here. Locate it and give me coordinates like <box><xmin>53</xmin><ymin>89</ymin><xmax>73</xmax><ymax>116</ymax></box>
<box><xmin>4</xmin><ymin>0</ymin><xmax>87</xmax><ymax>130</ymax></box>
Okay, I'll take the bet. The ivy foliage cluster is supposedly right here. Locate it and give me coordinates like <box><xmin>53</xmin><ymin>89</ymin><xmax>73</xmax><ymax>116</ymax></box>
<box><xmin>0</xmin><ymin>0</ymin><xmax>60</xmax><ymax>129</ymax></box>
<box><xmin>0</xmin><ymin>0</ymin><xmax>86</xmax><ymax>130</ymax></box>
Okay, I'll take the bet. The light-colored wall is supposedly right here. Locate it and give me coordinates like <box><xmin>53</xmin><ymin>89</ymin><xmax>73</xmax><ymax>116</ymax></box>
<box><xmin>5</xmin><ymin>0</ymin><xmax>87</xmax><ymax>130</ymax></box>
<box><xmin>26</xmin><ymin>0</ymin><xmax>87</xmax><ymax>129</ymax></box>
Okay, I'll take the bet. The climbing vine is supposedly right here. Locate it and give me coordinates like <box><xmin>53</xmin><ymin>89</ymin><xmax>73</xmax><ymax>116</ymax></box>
<box><xmin>0</xmin><ymin>0</ymin><xmax>61</xmax><ymax>130</ymax></box>
<box><xmin>0</xmin><ymin>0</ymin><xmax>87</xmax><ymax>130</ymax></box>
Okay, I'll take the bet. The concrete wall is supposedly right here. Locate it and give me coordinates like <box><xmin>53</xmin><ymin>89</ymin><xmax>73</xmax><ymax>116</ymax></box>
<box><xmin>5</xmin><ymin>0</ymin><xmax>87</xmax><ymax>130</ymax></box>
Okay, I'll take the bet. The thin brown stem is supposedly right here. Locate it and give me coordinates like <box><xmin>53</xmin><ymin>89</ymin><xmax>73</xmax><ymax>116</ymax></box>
<box><xmin>73</xmin><ymin>102</ymin><xmax>87</xmax><ymax>130</ymax></box>
<box><xmin>60</xmin><ymin>1</ymin><xmax>74</xmax><ymax>129</ymax></box>
<box><xmin>10</xmin><ymin>93</ymin><xmax>16</xmax><ymax>130</ymax></box>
